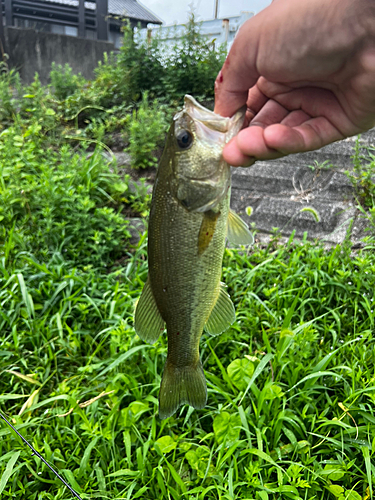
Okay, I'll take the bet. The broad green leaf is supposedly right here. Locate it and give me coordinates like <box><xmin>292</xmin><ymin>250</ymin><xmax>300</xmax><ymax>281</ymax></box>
<box><xmin>344</xmin><ymin>491</ymin><xmax>361</xmax><ymax>500</ymax></box>
<box><xmin>264</xmin><ymin>383</ymin><xmax>284</xmax><ymax>400</ymax></box>
<box><xmin>257</xmin><ymin>492</ymin><xmax>269</xmax><ymax>500</ymax></box>
<box><xmin>325</xmin><ymin>484</ymin><xmax>344</xmax><ymax>497</ymax></box>
<box><xmin>185</xmin><ymin>446</ymin><xmax>214</xmax><ymax>478</ymax></box>
<box><xmin>213</xmin><ymin>411</ymin><xmax>241</xmax><ymax>445</ymax></box>
<box><xmin>227</xmin><ymin>358</ymin><xmax>254</xmax><ymax>390</ymax></box>
<box><xmin>154</xmin><ymin>435</ymin><xmax>176</xmax><ymax>454</ymax></box>
<box><xmin>322</xmin><ymin>464</ymin><xmax>345</xmax><ymax>481</ymax></box>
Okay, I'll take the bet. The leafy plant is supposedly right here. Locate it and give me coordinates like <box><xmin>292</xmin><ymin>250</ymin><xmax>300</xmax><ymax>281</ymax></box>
<box><xmin>0</xmin><ymin>62</ymin><xmax>23</xmax><ymax>124</ymax></box>
<box><xmin>346</xmin><ymin>137</ymin><xmax>375</xmax><ymax>207</ymax></box>
<box><xmin>160</xmin><ymin>12</ymin><xmax>226</xmax><ymax>101</ymax></box>
<box><xmin>127</xmin><ymin>93</ymin><xmax>169</xmax><ymax>169</ymax></box>
<box><xmin>1</xmin><ymin>233</ymin><xmax>374</xmax><ymax>499</ymax></box>
<box><xmin>0</xmin><ymin>125</ymin><xmax>137</xmax><ymax>268</ymax></box>
<box><xmin>49</xmin><ymin>62</ymin><xmax>86</xmax><ymax>101</ymax></box>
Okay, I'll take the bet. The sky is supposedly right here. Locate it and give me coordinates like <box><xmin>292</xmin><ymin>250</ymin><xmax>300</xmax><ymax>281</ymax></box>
<box><xmin>139</xmin><ymin>0</ymin><xmax>272</xmax><ymax>25</ymax></box>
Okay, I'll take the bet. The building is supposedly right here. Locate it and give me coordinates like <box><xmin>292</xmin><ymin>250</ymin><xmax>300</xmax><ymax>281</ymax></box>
<box><xmin>2</xmin><ymin>0</ymin><xmax>162</xmax><ymax>47</ymax></box>
<box><xmin>141</xmin><ymin>11</ymin><xmax>254</xmax><ymax>52</ymax></box>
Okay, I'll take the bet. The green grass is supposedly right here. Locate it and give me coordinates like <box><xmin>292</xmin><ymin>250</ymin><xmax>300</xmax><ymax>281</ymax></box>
<box><xmin>1</xmin><ymin>15</ymin><xmax>374</xmax><ymax>499</ymax></box>
<box><xmin>1</xmin><ymin>231</ymin><xmax>374</xmax><ymax>500</ymax></box>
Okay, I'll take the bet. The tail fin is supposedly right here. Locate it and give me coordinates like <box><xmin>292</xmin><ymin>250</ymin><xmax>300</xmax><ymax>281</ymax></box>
<box><xmin>158</xmin><ymin>359</ymin><xmax>207</xmax><ymax>419</ymax></box>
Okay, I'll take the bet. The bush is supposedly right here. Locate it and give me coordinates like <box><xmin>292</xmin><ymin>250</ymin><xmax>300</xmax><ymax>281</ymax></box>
<box><xmin>0</xmin><ymin>124</ymin><xmax>134</xmax><ymax>268</ymax></box>
<box><xmin>50</xmin><ymin>62</ymin><xmax>86</xmax><ymax>101</ymax></box>
<box><xmin>0</xmin><ymin>63</ymin><xmax>23</xmax><ymax>124</ymax></box>
<box><xmin>127</xmin><ymin>93</ymin><xmax>170</xmax><ymax>169</ymax></box>
<box><xmin>61</xmin><ymin>12</ymin><xmax>225</xmax><ymax>121</ymax></box>
<box><xmin>160</xmin><ymin>13</ymin><xmax>227</xmax><ymax>100</ymax></box>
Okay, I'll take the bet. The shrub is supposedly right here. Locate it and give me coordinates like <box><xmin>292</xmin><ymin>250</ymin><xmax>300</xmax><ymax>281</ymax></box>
<box><xmin>50</xmin><ymin>62</ymin><xmax>86</xmax><ymax>101</ymax></box>
<box><xmin>160</xmin><ymin>13</ymin><xmax>227</xmax><ymax>100</ymax></box>
<box><xmin>0</xmin><ymin>63</ymin><xmax>23</xmax><ymax>124</ymax></box>
<box><xmin>0</xmin><ymin>124</ymin><xmax>133</xmax><ymax>268</ymax></box>
<box><xmin>127</xmin><ymin>93</ymin><xmax>170</xmax><ymax>169</ymax></box>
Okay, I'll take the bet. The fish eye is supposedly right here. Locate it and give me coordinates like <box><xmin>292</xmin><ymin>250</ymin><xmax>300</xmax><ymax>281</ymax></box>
<box><xmin>176</xmin><ymin>130</ymin><xmax>193</xmax><ymax>150</ymax></box>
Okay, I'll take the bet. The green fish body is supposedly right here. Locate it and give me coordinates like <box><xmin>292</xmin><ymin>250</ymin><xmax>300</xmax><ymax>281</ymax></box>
<box><xmin>134</xmin><ymin>96</ymin><xmax>252</xmax><ymax>419</ymax></box>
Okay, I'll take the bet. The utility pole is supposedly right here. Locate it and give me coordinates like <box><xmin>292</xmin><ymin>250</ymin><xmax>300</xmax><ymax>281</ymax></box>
<box><xmin>214</xmin><ymin>0</ymin><xmax>219</xmax><ymax>19</ymax></box>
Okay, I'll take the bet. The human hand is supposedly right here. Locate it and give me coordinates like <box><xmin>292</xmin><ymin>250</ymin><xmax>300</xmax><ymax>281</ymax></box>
<box><xmin>214</xmin><ymin>0</ymin><xmax>375</xmax><ymax>167</ymax></box>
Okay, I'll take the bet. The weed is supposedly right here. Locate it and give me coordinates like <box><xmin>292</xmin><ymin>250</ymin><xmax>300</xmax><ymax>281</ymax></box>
<box><xmin>1</xmin><ymin>231</ymin><xmax>374</xmax><ymax>498</ymax></box>
<box><xmin>346</xmin><ymin>137</ymin><xmax>375</xmax><ymax>207</ymax></box>
<box><xmin>127</xmin><ymin>93</ymin><xmax>169</xmax><ymax>169</ymax></box>
<box><xmin>49</xmin><ymin>62</ymin><xmax>86</xmax><ymax>101</ymax></box>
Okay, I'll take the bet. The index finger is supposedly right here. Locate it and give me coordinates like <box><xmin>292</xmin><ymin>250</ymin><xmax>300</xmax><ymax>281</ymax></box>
<box><xmin>214</xmin><ymin>18</ymin><xmax>260</xmax><ymax>117</ymax></box>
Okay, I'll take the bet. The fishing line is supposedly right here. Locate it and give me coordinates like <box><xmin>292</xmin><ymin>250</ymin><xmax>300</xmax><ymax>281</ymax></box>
<box><xmin>0</xmin><ymin>410</ymin><xmax>83</xmax><ymax>500</ymax></box>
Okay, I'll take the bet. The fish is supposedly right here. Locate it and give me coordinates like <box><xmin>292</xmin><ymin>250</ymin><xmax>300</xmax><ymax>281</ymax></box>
<box><xmin>134</xmin><ymin>95</ymin><xmax>253</xmax><ymax>419</ymax></box>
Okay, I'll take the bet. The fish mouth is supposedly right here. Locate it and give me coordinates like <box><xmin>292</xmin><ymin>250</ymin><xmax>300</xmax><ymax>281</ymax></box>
<box><xmin>183</xmin><ymin>95</ymin><xmax>245</xmax><ymax>141</ymax></box>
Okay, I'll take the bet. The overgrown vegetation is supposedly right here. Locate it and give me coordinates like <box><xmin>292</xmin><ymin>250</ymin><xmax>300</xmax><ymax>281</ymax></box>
<box><xmin>1</xmin><ymin>232</ymin><xmax>374</xmax><ymax>499</ymax></box>
<box><xmin>0</xmin><ymin>13</ymin><xmax>375</xmax><ymax>500</ymax></box>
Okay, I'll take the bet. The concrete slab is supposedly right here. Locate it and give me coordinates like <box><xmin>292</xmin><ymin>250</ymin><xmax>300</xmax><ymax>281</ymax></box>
<box><xmin>230</xmin><ymin>130</ymin><xmax>375</xmax><ymax>244</ymax></box>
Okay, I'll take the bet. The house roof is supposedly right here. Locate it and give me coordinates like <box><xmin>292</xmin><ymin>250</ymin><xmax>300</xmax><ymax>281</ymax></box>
<box><xmin>41</xmin><ymin>0</ymin><xmax>162</xmax><ymax>24</ymax></box>
<box><xmin>109</xmin><ymin>0</ymin><xmax>162</xmax><ymax>24</ymax></box>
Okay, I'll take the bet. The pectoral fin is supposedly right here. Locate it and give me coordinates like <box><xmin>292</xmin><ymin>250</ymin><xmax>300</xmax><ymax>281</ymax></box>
<box><xmin>205</xmin><ymin>283</ymin><xmax>235</xmax><ymax>335</ymax></box>
<box><xmin>198</xmin><ymin>211</ymin><xmax>220</xmax><ymax>255</ymax></box>
<box><xmin>227</xmin><ymin>209</ymin><xmax>254</xmax><ymax>246</ymax></box>
<box><xmin>134</xmin><ymin>277</ymin><xmax>165</xmax><ymax>344</ymax></box>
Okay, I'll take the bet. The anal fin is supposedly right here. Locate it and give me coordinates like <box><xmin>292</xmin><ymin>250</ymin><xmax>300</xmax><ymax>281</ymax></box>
<box><xmin>205</xmin><ymin>282</ymin><xmax>235</xmax><ymax>335</ymax></box>
<box><xmin>134</xmin><ymin>277</ymin><xmax>165</xmax><ymax>344</ymax></box>
<box><xmin>227</xmin><ymin>209</ymin><xmax>254</xmax><ymax>246</ymax></box>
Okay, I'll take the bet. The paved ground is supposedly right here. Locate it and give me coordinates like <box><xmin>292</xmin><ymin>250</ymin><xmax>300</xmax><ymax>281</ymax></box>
<box><xmin>231</xmin><ymin>129</ymin><xmax>375</xmax><ymax>245</ymax></box>
<box><xmin>121</xmin><ymin>129</ymin><xmax>375</xmax><ymax>247</ymax></box>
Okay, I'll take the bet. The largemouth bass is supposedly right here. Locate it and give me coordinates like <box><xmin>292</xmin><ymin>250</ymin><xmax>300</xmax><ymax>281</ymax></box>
<box><xmin>134</xmin><ymin>95</ymin><xmax>253</xmax><ymax>419</ymax></box>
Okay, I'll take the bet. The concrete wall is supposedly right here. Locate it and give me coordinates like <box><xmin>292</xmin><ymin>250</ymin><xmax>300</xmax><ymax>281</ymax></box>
<box><xmin>5</xmin><ymin>27</ymin><xmax>115</xmax><ymax>83</ymax></box>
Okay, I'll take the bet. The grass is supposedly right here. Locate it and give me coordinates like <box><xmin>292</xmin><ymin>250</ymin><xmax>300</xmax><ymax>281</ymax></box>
<box><xmin>0</xmin><ymin>31</ymin><xmax>374</xmax><ymax>498</ymax></box>
<box><xmin>1</xmin><ymin>230</ymin><xmax>374</xmax><ymax>499</ymax></box>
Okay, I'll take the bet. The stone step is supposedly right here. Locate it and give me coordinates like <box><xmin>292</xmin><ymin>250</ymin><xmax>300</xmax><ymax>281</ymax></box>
<box><xmin>231</xmin><ymin>193</ymin><xmax>356</xmax><ymax>242</ymax></box>
<box><xmin>231</xmin><ymin>162</ymin><xmax>353</xmax><ymax>200</ymax></box>
<box><xmin>230</xmin><ymin>130</ymin><xmax>375</xmax><ymax>244</ymax></box>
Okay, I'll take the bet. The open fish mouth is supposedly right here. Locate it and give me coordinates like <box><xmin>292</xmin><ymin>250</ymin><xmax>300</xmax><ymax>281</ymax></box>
<box><xmin>183</xmin><ymin>95</ymin><xmax>245</xmax><ymax>141</ymax></box>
